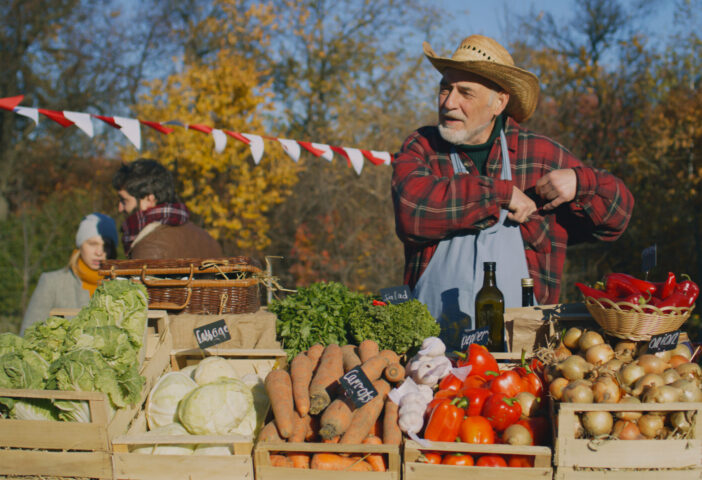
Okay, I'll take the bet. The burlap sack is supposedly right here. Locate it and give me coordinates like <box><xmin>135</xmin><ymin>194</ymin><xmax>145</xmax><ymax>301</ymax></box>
<box><xmin>168</xmin><ymin>308</ymin><xmax>280</xmax><ymax>349</ymax></box>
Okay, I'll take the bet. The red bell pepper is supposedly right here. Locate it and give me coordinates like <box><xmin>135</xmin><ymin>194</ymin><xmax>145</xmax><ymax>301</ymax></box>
<box><xmin>508</xmin><ymin>455</ymin><xmax>534</xmax><ymax>467</ymax></box>
<box><xmin>674</xmin><ymin>276</ymin><xmax>700</xmax><ymax>305</ymax></box>
<box><xmin>455</xmin><ymin>344</ymin><xmax>499</xmax><ymax>380</ymax></box>
<box><xmin>424</xmin><ymin>397</ymin><xmax>466</xmax><ymax>442</ymax></box>
<box><xmin>603</xmin><ymin>273</ymin><xmax>641</xmax><ymax>296</ymax></box>
<box><xmin>514</xmin><ymin>351</ymin><xmax>544</xmax><ymax>399</ymax></box>
<box><xmin>487</xmin><ymin>370</ymin><xmax>526</xmax><ymax>397</ymax></box>
<box><xmin>575</xmin><ymin>282</ymin><xmax>618</xmax><ymax>302</ymax></box>
<box><xmin>420</xmin><ymin>452</ymin><xmax>442</xmax><ymax>464</ymax></box>
<box><xmin>425</xmin><ymin>389</ymin><xmax>458</xmax><ymax>415</ymax></box>
<box><xmin>458</xmin><ymin>415</ymin><xmax>495</xmax><ymax>444</ymax></box>
<box><xmin>462</xmin><ymin>387</ymin><xmax>492</xmax><ymax>416</ymax></box>
<box><xmin>476</xmin><ymin>455</ymin><xmax>508</xmax><ymax>467</ymax></box>
<box><xmin>462</xmin><ymin>374</ymin><xmax>487</xmax><ymax>389</ymax></box>
<box><xmin>482</xmin><ymin>393</ymin><xmax>522</xmax><ymax>431</ymax></box>
<box><xmin>438</xmin><ymin>373</ymin><xmax>464</xmax><ymax>392</ymax></box>
<box><xmin>657</xmin><ymin>291</ymin><xmax>696</xmax><ymax>309</ymax></box>
<box><xmin>653</xmin><ymin>272</ymin><xmax>677</xmax><ymax>299</ymax></box>
<box><xmin>441</xmin><ymin>453</ymin><xmax>474</xmax><ymax>466</ymax></box>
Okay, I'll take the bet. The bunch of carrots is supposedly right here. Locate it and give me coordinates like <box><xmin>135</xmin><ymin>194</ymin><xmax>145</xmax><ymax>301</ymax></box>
<box><xmin>260</xmin><ymin>339</ymin><xmax>406</xmax><ymax>471</ymax></box>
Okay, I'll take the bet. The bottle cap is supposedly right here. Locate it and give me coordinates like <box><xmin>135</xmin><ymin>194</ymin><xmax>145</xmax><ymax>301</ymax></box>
<box><xmin>521</xmin><ymin>277</ymin><xmax>534</xmax><ymax>287</ymax></box>
<box><xmin>483</xmin><ymin>261</ymin><xmax>496</xmax><ymax>272</ymax></box>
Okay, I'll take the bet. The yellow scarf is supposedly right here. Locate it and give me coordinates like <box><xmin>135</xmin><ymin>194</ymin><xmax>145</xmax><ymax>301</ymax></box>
<box><xmin>72</xmin><ymin>251</ymin><xmax>102</xmax><ymax>296</ymax></box>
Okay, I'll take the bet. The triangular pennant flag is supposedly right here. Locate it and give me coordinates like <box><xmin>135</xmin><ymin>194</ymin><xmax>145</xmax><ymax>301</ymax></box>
<box><xmin>163</xmin><ymin>120</ymin><xmax>186</xmax><ymax>128</ymax></box>
<box><xmin>343</xmin><ymin>147</ymin><xmax>364</xmax><ymax>175</ymax></box>
<box><xmin>241</xmin><ymin>133</ymin><xmax>264</xmax><ymax>164</ymax></box>
<box><xmin>310</xmin><ymin>142</ymin><xmax>334</xmax><ymax>162</ymax></box>
<box><xmin>94</xmin><ymin>115</ymin><xmax>120</xmax><ymax>129</ymax></box>
<box><xmin>277</xmin><ymin>138</ymin><xmax>301</xmax><ymax>162</ymax></box>
<box><xmin>330</xmin><ymin>146</ymin><xmax>350</xmax><ymax>166</ymax></box>
<box><xmin>0</xmin><ymin>95</ymin><xmax>24</xmax><ymax>111</ymax></box>
<box><xmin>13</xmin><ymin>106</ymin><xmax>39</xmax><ymax>124</ymax></box>
<box><xmin>188</xmin><ymin>124</ymin><xmax>213</xmax><ymax>134</ymax></box>
<box><xmin>63</xmin><ymin>111</ymin><xmax>94</xmax><ymax>137</ymax></box>
<box><xmin>113</xmin><ymin>116</ymin><xmax>141</xmax><ymax>150</ymax></box>
<box><xmin>212</xmin><ymin>129</ymin><xmax>227</xmax><ymax>154</ymax></box>
<box><xmin>298</xmin><ymin>141</ymin><xmax>326</xmax><ymax>157</ymax></box>
<box><xmin>224</xmin><ymin>130</ymin><xmax>251</xmax><ymax>144</ymax></box>
<box><xmin>362</xmin><ymin>149</ymin><xmax>391</xmax><ymax>166</ymax></box>
<box><xmin>38</xmin><ymin>109</ymin><xmax>74</xmax><ymax>127</ymax></box>
<box><xmin>140</xmin><ymin>120</ymin><xmax>173</xmax><ymax>134</ymax></box>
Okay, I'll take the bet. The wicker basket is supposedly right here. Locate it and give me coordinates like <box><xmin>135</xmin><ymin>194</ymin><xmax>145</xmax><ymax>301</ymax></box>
<box><xmin>584</xmin><ymin>296</ymin><xmax>693</xmax><ymax>341</ymax></box>
<box><xmin>99</xmin><ymin>257</ymin><xmax>262</xmax><ymax>315</ymax></box>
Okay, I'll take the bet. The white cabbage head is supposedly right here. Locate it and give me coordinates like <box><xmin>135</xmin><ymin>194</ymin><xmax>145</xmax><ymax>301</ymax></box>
<box><xmin>193</xmin><ymin>356</ymin><xmax>238</xmax><ymax>385</ymax></box>
<box><xmin>177</xmin><ymin>378</ymin><xmax>253</xmax><ymax>435</ymax></box>
<box><xmin>146</xmin><ymin>372</ymin><xmax>198</xmax><ymax>430</ymax></box>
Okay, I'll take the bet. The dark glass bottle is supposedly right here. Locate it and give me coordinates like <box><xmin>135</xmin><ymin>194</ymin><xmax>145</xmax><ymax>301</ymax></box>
<box><xmin>522</xmin><ymin>277</ymin><xmax>535</xmax><ymax>307</ymax></box>
<box><xmin>475</xmin><ymin>262</ymin><xmax>505</xmax><ymax>352</ymax></box>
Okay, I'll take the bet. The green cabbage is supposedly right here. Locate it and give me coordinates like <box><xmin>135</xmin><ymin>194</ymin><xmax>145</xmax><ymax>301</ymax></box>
<box><xmin>177</xmin><ymin>379</ymin><xmax>253</xmax><ymax>435</ymax></box>
<box><xmin>0</xmin><ymin>332</ymin><xmax>24</xmax><ymax>356</ymax></box>
<box><xmin>146</xmin><ymin>372</ymin><xmax>198</xmax><ymax>430</ymax></box>
<box><xmin>24</xmin><ymin>316</ymin><xmax>73</xmax><ymax>363</ymax></box>
<box><xmin>65</xmin><ymin>325</ymin><xmax>138</xmax><ymax>371</ymax></box>
<box><xmin>192</xmin><ymin>356</ymin><xmax>238</xmax><ymax>385</ymax></box>
<box><xmin>11</xmin><ymin>398</ymin><xmax>58</xmax><ymax>421</ymax></box>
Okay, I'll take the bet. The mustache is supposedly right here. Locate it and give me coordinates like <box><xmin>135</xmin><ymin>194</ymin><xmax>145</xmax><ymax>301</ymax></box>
<box><xmin>439</xmin><ymin>109</ymin><xmax>466</xmax><ymax>122</ymax></box>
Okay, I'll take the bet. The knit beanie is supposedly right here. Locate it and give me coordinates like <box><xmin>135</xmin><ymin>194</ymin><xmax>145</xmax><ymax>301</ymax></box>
<box><xmin>75</xmin><ymin>213</ymin><xmax>119</xmax><ymax>248</ymax></box>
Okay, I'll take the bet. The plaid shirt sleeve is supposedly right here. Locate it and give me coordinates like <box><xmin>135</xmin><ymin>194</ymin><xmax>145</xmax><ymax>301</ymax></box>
<box><xmin>391</xmin><ymin>126</ymin><xmax>513</xmax><ymax>247</ymax></box>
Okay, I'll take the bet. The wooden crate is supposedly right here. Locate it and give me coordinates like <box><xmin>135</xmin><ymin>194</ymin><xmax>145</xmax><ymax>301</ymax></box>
<box><xmin>0</xmin><ymin>310</ymin><xmax>172</xmax><ymax>479</ymax></box>
<box><xmin>254</xmin><ymin>441</ymin><xmax>401</xmax><ymax>480</ymax></box>
<box><xmin>554</xmin><ymin>466</ymin><xmax>702</xmax><ymax>479</ymax></box>
<box><xmin>111</xmin><ymin>347</ymin><xmax>287</xmax><ymax>480</ymax></box>
<box><xmin>403</xmin><ymin>439</ymin><xmax>552</xmax><ymax>479</ymax></box>
<box><xmin>554</xmin><ymin>401</ymin><xmax>702</xmax><ymax>470</ymax></box>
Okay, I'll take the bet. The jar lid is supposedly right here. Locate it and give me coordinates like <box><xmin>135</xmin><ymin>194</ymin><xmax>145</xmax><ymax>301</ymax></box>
<box><xmin>521</xmin><ymin>277</ymin><xmax>534</xmax><ymax>287</ymax></box>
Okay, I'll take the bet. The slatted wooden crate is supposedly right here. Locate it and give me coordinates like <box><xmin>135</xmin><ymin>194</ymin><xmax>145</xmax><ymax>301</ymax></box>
<box><xmin>403</xmin><ymin>439</ymin><xmax>552</xmax><ymax>479</ymax></box>
<box><xmin>0</xmin><ymin>310</ymin><xmax>172</xmax><ymax>479</ymax></box>
<box><xmin>111</xmin><ymin>347</ymin><xmax>286</xmax><ymax>480</ymax></box>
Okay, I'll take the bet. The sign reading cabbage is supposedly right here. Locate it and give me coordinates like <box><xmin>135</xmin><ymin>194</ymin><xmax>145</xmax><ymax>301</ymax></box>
<box><xmin>0</xmin><ymin>279</ymin><xmax>148</xmax><ymax>422</ymax></box>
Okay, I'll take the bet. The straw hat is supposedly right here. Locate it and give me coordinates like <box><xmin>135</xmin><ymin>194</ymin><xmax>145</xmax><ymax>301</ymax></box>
<box><xmin>423</xmin><ymin>35</ymin><xmax>540</xmax><ymax>122</ymax></box>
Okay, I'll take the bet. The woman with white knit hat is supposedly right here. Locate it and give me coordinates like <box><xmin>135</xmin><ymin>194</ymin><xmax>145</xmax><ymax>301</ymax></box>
<box><xmin>20</xmin><ymin>212</ymin><xmax>118</xmax><ymax>334</ymax></box>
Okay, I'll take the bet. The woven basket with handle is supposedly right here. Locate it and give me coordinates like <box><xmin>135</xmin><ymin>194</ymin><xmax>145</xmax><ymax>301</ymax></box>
<box><xmin>584</xmin><ymin>296</ymin><xmax>693</xmax><ymax>341</ymax></box>
<box><xmin>99</xmin><ymin>257</ymin><xmax>262</xmax><ymax>315</ymax></box>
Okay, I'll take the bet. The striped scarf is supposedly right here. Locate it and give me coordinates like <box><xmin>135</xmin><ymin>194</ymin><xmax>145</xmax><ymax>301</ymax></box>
<box><xmin>121</xmin><ymin>202</ymin><xmax>189</xmax><ymax>252</ymax></box>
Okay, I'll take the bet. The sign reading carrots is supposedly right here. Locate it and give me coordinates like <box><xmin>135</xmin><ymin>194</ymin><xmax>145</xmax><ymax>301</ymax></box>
<box><xmin>339</xmin><ymin>366</ymin><xmax>378</xmax><ymax>407</ymax></box>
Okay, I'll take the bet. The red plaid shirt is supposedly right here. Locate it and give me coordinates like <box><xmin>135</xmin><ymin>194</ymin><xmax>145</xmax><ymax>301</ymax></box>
<box><xmin>121</xmin><ymin>202</ymin><xmax>189</xmax><ymax>253</ymax></box>
<box><xmin>392</xmin><ymin>117</ymin><xmax>634</xmax><ymax>304</ymax></box>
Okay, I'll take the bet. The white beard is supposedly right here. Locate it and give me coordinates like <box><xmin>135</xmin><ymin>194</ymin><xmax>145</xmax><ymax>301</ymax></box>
<box><xmin>438</xmin><ymin>118</ymin><xmax>494</xmax><ymax>146</ymax></box>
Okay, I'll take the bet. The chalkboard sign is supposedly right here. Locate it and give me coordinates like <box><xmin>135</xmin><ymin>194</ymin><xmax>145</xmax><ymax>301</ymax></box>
<box><xmin>380</xmin><ymin>285</ymin><xmax>413</xmax><ymax>304</ymax></box>
<box><xmin>338</xmin><ymin>366</ymin><xmax>378</xmax><ymax>408</ymax></box>
<box><xmin>460</xmin><ymin>326</ymin><xmax>490</xmax><ymax>350</ymax></box>
<box><xmin>194</xmin><ymin>319</ymin><xmax>231</xmax><ymax>349</ymax></box>
<box><xmin>647</xmin><ymin>330</ymin><xmax>680</xmax><ymax>353</ymax></box>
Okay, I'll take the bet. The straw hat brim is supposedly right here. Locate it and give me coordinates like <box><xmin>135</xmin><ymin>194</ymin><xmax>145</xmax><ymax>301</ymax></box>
<box><xmin>423</xmin><ymin>42</ymin><xmax>540</xmax><ymax>122</ymax></box>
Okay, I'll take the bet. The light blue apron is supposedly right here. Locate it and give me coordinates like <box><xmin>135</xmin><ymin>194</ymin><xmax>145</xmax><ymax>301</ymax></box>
<box><xmin>414</xmin><ymin>130</ymin><xmax>534</xmax><ymax>348</ymax></box>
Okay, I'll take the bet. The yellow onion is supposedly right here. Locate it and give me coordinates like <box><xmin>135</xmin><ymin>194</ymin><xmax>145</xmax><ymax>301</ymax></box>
<box><xmin>615</xmin><ymin>396</ymin><xmax>642</xmax><ymax>421</ymax></box>
<box><xmin>562</xmin><ymin>327</ymin><xmax>583</xmax><ymax>350</ymax></box>
<box><xmin>592</xmin><ymin>375</ymin><xmax>621</xmax><ymax>403</ymax></box>
<box><xmin>637</xmin><ymin>354</ymin><xmax>669</xmax><ymax>375</ymax></box>
<box><xmin>582</xmin><ymin>411</ymin><xmax>613</xmax><ymax>437</ymax></box>
<box><xmin>638</xmin><ymin>414</ymin><xmax>665</xmax><ymax>439</ymax></box>
<box><xmin>558</xmin><ymin>355</ymin><xmax>593</xmax><ymax>381</ymax></box>
<box><xmin>613</xmin><ymin>419</ymin><xmax>642</xmax><ymax>440</ymax></box>
<box><xmin>561</xmin><ymin>380</ymin><xmax>594</xmax><ymax>403</ymax></box>
<box><xmin>549</xmin><ymin>377</ymin><xmax>569</xmax><ymax>401</ymax></box>
<box><xmin>578</xmin><ymin>331</ymin><xmax>605</xmax><ymax>352</ymax></box>
<box><xmin>585</xmin><ymin>344</ymin><xmax>615</xmax><ymax>366</ymax></box>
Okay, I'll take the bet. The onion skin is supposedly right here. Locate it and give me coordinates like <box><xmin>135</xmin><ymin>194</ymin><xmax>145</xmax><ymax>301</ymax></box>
<box><xmin>670</xmin><ymin>379</ymin><xmax>702</xmax><ymax>402</ymax></box>
<box><xmin>582</xmin><ymin>411</ymin><xmax>613</xmax><ymax>437</ymax></box>
<box><xmin>563</xmin><ymin>327</ymin><xmax>583</xmax><ymax>350</ymax></box>
<box><xmin>502</xmin><ymin>424</ymin><xmax>533</xmax><ymax>446</ymax></box>
<box><xmin>637</xmin><ymin>354</ymin><xmax>669</xmax><ymax>375</ymax></box>
<box><xmin>578</xmin><ymin>331</ymin><xmax>605</xmax><ymax>352</ymax></box>
<box><xmin>602</xmin><ymin>358</ymin><xmax>624</xmax><ymax>373</ymax></box>
<box><xmin>558</xmin><ymin>355</ymin><xmax>593</xmax><ymax>381</ymax></box>
<box><xmin>617</xmin><ymin>363</ymin><xmax>646</xmax><ymax>388</ymax></box>
<box><xmin>585</xmin><ymin>344</ymin><xmax>615</xmax><ymax>367</ymax></box>
<box><xmin>669</xmin><ymin>355</ymin><xmax>690</xmax><ymax>368</ymax></box>
<box><xmin>631</xmin><ymin>373</ymin><xmax>665</xmax><ymax>397</ymax></box>
<box><xmin>662</xmin><ymin>368</ymin><xmax>681</xmax><ymax>384</ymax></box>
<box><xmin>592</xmin><ymin>376</ymin><xmax>621</xmax><ymax>403</ymax></box>
<box><xmin>615</xmin><ymin>396</ymin><xmax>642</xmax><ymax>421</ymax></box>
<box><xmin>642</xmin><ymin>385</ymin><xmax>682</xmax><ymax>404</ymax></box>
<box><xmin>638</xmin><ymin>414</ymin><xmax>665</xmax><ymax>439</ymax></box>
<box><xmin>543</xmin><ymin>363</ymin><xmax>561</xmax><ymax>384</ymax></box>
<box><xmin>549</xmin><ymin>377</ymin><xmax>569</xmax><ymax>401</ymax></box>
<box><xmin>670</xmin><ymin>344</ymin><xmax>692</xmax><ymax>360</ymax></box>
<box><xmin>561</xmin><ymin>380</ymin><xmax>594</xmax><ymax>403</ymax></box>
<box><xmin>675</xmin><ymin>363</ymin><xmax>702</xmax><ymax>384</ymax></box>
<box><xmin>554</xmin><ymin>343</ymin><xmax>573</xmax><ymax>362</ymax></box>
<box><xmin>613</xmin><ymin>420</ymin><xmax>643</xmax><ymax>440</ymax></box>
<box><xmin>515</xmin><ymin>391</ymin><xmax>540</xmax><ymax>417</ymax></box>
<box><xmin>669</xmin><ymin>411</ymin><xmax>692</xmax><ymax>433</ymax></box>
<box><xmin>614</xmin><ymin>341</ymin><xmax>637</xmax><ymax>363</ymax></box>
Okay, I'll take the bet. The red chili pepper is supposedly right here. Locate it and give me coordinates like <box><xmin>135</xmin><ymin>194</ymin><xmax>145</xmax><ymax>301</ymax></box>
<box><xmin>482</xmin><ymin>393</ymin><xmax>522</xmax><ymax>431</ymax></box>
<box><xmin>424</xmin><ymin>397</ymin><xmax>467</xmax><ymax>442</ymax></box>
<box><xmin>604</xmin><ymin>273</ymin><xmax>641</xmax><ymax>296</ymax></box>
<box><xmin>657</xmin><ymin>291</ymin><xmax>696</xmax><ymax>309</ymax></box>
<box><xmin>652</xmin><ymin>272</ymin><xmax>677</xmax><ymax>299</ymax></box>
<box><xmin>462</xmin><ymin>387</ymin><xmax>492</xmax><ymax>416</ymax></box>
<box><xmin>372</xmin><ymin>299</ymin><xmax>387</xmax><ymax>306</ymax></box>
<box><xmin>575</xmin><ymin>282</ymin><xmax>618</xmax><ymax>302</ymax></box>
<box><xmin>438</xmin><ymin>373</ymin><xmax>464</xmax><ymax>392</ymax></box>
<box><xmin>607</xmin><ymin>273</ymin><xmax>657</xmax><ymax>295</ymax></box>
<box><xmin>487</xmin><ymin>370</ymin><xmax>526</xmax><ymax>398</ymax></box>
<box><xmin>455</xmin><ymin>344</ymin><xmax>499</xmax><ymax>380</ymax></box>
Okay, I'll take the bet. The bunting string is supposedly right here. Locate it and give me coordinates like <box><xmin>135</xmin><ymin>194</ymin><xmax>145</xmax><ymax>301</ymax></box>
<box><xmin>0</xmin><ymin>95</ymin><xmax>393</xmax><ymax>175</ymax></box>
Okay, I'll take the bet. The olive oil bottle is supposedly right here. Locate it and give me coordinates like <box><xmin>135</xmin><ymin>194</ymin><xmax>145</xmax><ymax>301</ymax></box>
<box><xmin>475</xmin><ymin>261</ymin><xmax>505</xmax><ymax>351</ymax></box>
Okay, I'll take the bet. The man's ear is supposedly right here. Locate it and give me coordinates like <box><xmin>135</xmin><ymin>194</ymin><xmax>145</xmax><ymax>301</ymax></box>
<box><xmin>494</xmin><ymin>91</ymin><xmax>510</xmax><ymax>116</ymax></box>
<box><xmin>139</xmin><ymin>194</ymin><xmax>158</xmax><ymax>211</ymax></box>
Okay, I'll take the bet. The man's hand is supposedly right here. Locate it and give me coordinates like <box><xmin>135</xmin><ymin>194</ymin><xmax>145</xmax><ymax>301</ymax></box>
<box><xmin>535</xmin><ymin>168</ymin><xmax>577</xmax><ymax>211</ymax></box>
<box><xmin>507</xmin><ymin>186</ymin><xmax>537</xmax><ymax>223</ymax></box>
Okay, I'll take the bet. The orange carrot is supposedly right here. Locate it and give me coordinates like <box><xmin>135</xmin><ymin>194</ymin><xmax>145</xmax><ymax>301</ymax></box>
<box><xmin>270</xmin><ymin>454</ymin><xmax>294</xmax><ymax>467</ymax></box>
<box><xmin>358</xmin><ymin>339</ymin><xmax>380</xmax><ymax>363</ymax></box>
<box><xmin>290</xmin><ymin>352</ymin><xmax>313</xmax><ymax>416</ymax></box>
<box><xmin>362</xmin><ymin>435</ymin><xmax>387</xmax><ymax>472</ymax></box>
<box><xmin>288</xmin><ymin>452</ymin><xmax>310</xmax><ymax>469</ymax></box>
<box><xmin>379</xmin><ymin>349</ymin><xmax>400</xmax><ymax>366</ymax></box>
<box><xmin>319</xmin><ymin>397</ymin><xmax>353</xmax><ymax>439</ymax></box>
<box><xmin>340</xmin><ymin>379</ymin><xmax>391</xmax><ymax>444</ymax></box>
<box><xmin>265</xmin><ymin>369</ymin><xmax>295</xmax><ymax>438</ymax></box>
<box><xmin>305</xmin><ymin>415</ymin><xmax>320</xmax><ymax>442</ymax></box>
<box><xmin>258</xmin><ymin>420</ymin><xmax>284</xmax><ymax>443</ymax></box>
<box><xmin>361</xmin><ymin>354</ymin><xmax>390</xmax><ymax>382</ymax></box>
<box><xmin>382</xmin><ymin>399</ymin><xmax>402</xmax><ymax>445</ymax></box>
<box><xmin>306</xmin><ymin>343</ymin><xmax>325</xmax><ymax>370</ymax></box>
<box><xmin>341</xmin><ymin>344</ymin><xmax>362</xmax><ymax>372</ymax></box>
<box><xmin>309</xmin><ymin>344</ymin><xmax>343</xmax><ymax>414</ymax></box>
<box><xmin>288</xmin><ymin>412</ymin><xmax>309</xmax><ymax>443</ymax></box>
<box><xmin>369</xmin><ymin>417</ymin><xmax>382</xmax><ymax>437</ymax></box>
<box><xmin>322</xmin><ymin>435</ymin><xmax>340</xmax><ymax>443</ymax></box>
<box><xmin>383</xmin><ymin>363</ymin><xmax>405</xmax><ymax>383</ymax></box>
<box><xmin>310</xmin><ymin>453</ymin><xmax>372</xmax><ymax>471</ymax></box>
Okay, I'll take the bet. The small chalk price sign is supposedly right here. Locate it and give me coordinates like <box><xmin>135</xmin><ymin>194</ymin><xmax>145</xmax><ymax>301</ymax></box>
<box><xmin>647</xmin><ymin>330</ymin><xmax>680</xmax><ymax>353</ymax></box>
<box><xmin>194</xmin><ymin>319</ymin><xmax>231</xmax><ymax>349</ymax></box>
<box><xmin>338</xmin><ymin>366</ymin><xmax>378</xmax><ymax>408</ymax></box>
<box><xmin>379</xmin><ymin>285</ymin><xmax>413</xmax><ymax>304</ymax></box>
<box><xmin>460</xmin><ymin>326</ymin><xmax>490</xmax><ymax>350</ymax></box>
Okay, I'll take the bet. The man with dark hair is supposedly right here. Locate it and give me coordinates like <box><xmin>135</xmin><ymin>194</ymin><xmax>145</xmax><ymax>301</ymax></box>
<box><xmin>112</xmin><ymin>158</ymin><xmax>222</xmax><ymax>259</ymax></box>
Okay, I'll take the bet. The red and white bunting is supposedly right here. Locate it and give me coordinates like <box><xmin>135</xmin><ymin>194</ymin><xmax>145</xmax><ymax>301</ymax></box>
<box><xmin>0</xmin><ymin>96</ymin><xmax>394</xmax><ymax>172</ymax></box>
